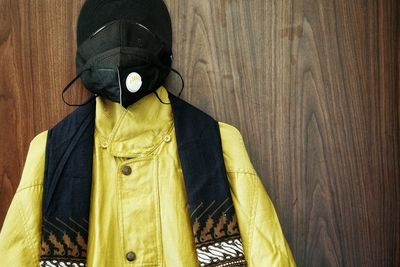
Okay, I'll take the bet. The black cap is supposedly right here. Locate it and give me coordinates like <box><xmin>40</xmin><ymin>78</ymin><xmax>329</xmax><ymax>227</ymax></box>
<box><xmin>77</xmin><ymin>0</ymin><xmax>172</xmax><ymax>51</ymax></box>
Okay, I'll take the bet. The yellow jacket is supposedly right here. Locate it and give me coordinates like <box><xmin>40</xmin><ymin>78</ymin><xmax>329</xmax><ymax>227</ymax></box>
<box><xmin>0</xmin><ymin>86</ymin><xmax>295</xmax><ymax>266</ymax></box>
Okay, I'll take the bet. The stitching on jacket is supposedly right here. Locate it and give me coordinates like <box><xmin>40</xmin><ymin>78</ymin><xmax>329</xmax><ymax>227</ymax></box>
<box><xmin>248</xmin><ymin>173</ymin><xmax>258</xmax><ymax>263</ymax></box>
<box><xmin>16</xmin><ymin>183</ymin><xmax>44</xmax><ymax>193</ymax></box>
<box><xmin>115</xmin><ymin>158</ymin><xmax>160</xmax><ymax>266</ymax></box>
<box><xmin>153</xmin><ymin>157</ymin><xmax>162</xmax><ymax>266</ymax></box>
<box><xmin>115</xmin><ymin>160</ymin><xmax>126</xmax><ymax>265</ymax></box>
<box><xmin>108</xmin><ymin>106</ymin><xmax>128</xmax><ymax>143</ymax></box>
<box><xmin>109</xmin><ymin>121</ymin><xmax>174</xmax><ymax>158</ymax></box>
<box><xmin>16</xmin><ymin>195</ymin><xmax>38</xmax><ymax>262</ymax></box>
<box><xmin>226</xmin><ymin>170</ymin><xmax>257</xmax><ymax>176</ymax></box>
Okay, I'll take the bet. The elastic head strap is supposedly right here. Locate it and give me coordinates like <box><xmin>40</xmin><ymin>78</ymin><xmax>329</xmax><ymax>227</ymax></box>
<box><xmin>170</xmin><ymin>67</ymin><xmax>185</xmax><ymax>97</ymax></box>
<box><xmin>153</xmin><ymin>66</ymin><xmax>185</xmax><ymax>105</ymax></box>
<box><xmin>61</xmin><ymin>68</ymin><xmax>97</xmax><ymax>107</ymax></box>
<box><xmin>155</xmin><ymin>61</ymin><xmax>185</xmax><ymax>96</ymax></box>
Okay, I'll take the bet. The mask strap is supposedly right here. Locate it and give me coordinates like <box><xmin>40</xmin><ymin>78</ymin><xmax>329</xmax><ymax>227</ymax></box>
<box><xmin>61</xmin><ymin>68</ymin><xmax>97</xmax><ymax>107</ymax></box>
<box><xmin>153</xmin><ymin>64</ymin><xmax>185</xmax><ymax>105</ymax></box>
<box><xmin>153</xmin><ymin>90</ymin><xmax>170</xmax><ymax>105</ymax></box>
<box><xmin>169</xmin><ymin>67</ymin><xmax>185</xmax><ymax>97</ymax></box>
<box><xmin>154</xmin><ymin>56</ymin><xmax>185</xmax><ymax>97</ymax></box>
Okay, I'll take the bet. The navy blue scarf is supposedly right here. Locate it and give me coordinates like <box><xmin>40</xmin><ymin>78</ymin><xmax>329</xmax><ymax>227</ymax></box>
<box><xmin>40</xmin><ymin>92</ymin><xmax>247</xmax><ymax>267</ymax></box>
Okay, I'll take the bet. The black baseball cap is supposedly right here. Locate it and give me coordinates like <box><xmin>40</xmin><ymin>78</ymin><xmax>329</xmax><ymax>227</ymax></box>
<box><xmin>76</xmin><ymin>0</ymin><xmax>172</xmax><ymax>52</ymax></box>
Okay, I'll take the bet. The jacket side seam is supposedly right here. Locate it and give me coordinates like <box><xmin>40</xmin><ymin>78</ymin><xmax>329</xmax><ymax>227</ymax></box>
<box><xmin>154</xmin><ymin>157</ymin><xmax>163</xmax><ymax>266</ymax></box>
<box><xmin>248</xmin><ymin>173</ymin><xmax>258</xmax><ymax>263</ymax></box>
<box><xmin>15</xmin><ymin>195</ymin><xmax>37</xmax><ymax>262</ymax></box>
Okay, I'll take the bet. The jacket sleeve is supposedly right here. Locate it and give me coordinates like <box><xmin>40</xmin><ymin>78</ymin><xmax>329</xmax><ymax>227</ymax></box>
<box><xmin>242</xmin><ymin>172</ymin><xmax>296</xmax><ymax>266</ymax></box>
<box><xmin>219</xmin><ymin>122</ymin><xmax>296</xmax><ymax>267</ymax></box>
<box><xmin>0</xmin><ymin>130</ymin><xmax>47</xmax><ymax>266</ymax></box>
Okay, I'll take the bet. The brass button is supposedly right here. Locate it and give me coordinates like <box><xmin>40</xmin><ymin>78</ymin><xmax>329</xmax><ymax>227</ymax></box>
<box><xmin>122</xmin><ymin>165</ymin><xmax>132</xmax><ymax>176</ymax></box>
<box><xmin>126</xmin><ymin>251</ymin><xmax>136</xmax><ymax>261</ymax></box>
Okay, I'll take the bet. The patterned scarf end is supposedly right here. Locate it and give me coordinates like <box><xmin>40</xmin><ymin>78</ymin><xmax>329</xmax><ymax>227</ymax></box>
<box><xmin>40</xmin><ymin>259</ymin><xmax>86</xmax><ymax>267</ymax></box>
<box><xmin>197</xmin><ymin>236</ymin><xmax>247</xmax><ymax>267</ymax></box>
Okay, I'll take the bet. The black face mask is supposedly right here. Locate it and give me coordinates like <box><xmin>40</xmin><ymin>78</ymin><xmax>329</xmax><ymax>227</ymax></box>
<box><xmin>62</xmin><ymin>19</ymin><xmax>183</xmax><ymax>108</ymax></box>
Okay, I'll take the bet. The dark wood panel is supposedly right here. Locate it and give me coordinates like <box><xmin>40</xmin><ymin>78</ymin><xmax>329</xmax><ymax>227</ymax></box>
<box><xmin>0</xmin><ymin>0</ymin><xmax>398</xmax><ymax>266</ymax></box>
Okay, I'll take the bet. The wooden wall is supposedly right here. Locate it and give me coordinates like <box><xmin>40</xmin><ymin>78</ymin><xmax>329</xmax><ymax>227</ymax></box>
<box><xmin>0</xmin><ymin>0</ymin><xmax>398</xmax><ymax>266</ymax></box>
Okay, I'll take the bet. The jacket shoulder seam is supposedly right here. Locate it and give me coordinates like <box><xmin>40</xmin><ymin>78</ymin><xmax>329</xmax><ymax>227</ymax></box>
<box><xmin>16</xmin><ymin>183</ymin><xmax>44</xmax><ymax>193</ymax></box>
<box><xmin>226</xmin><ymin>170</ymin><xmax>257</xmax><ymax>176</ymax></box>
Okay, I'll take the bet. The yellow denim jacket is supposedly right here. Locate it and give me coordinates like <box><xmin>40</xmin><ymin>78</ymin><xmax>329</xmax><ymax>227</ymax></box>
<box><xmin>0</xmin><ymin>86</ymin><xmax>295</xmax><ymax>266</ymax></box>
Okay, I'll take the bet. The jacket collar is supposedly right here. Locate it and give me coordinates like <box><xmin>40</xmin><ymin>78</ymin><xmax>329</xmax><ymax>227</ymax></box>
<box><xmin>95</xmin><ymin>86</ymin><xmax>173</xmax><ymax>157</ymax></box>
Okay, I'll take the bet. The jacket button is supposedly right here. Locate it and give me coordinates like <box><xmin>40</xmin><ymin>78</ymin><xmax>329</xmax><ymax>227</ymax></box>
<box><xmin>122</xmin><ymin>165</ymin><xmax>132</xmax><ymax>176</ymax></box>
<box><xmin>126</xmin><ymin>251</ymin><xmax>136</xmax><ymax>261</ymax></box>
<box><xmin>163</xmin><ymin>134</ymin><xmax>171</xmax><ymax>143</ymax></box>
<box><xmin>100</xmin><ymin>141</ymin><xmax>108</xmax><ymax>149</ymax></box>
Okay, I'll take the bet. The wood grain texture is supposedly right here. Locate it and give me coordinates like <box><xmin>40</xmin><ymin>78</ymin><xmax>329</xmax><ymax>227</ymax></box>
<box><xmin>0</xmin><ymin>0</ymin><xmax>398</xmax><ymax>266</ymax></box>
